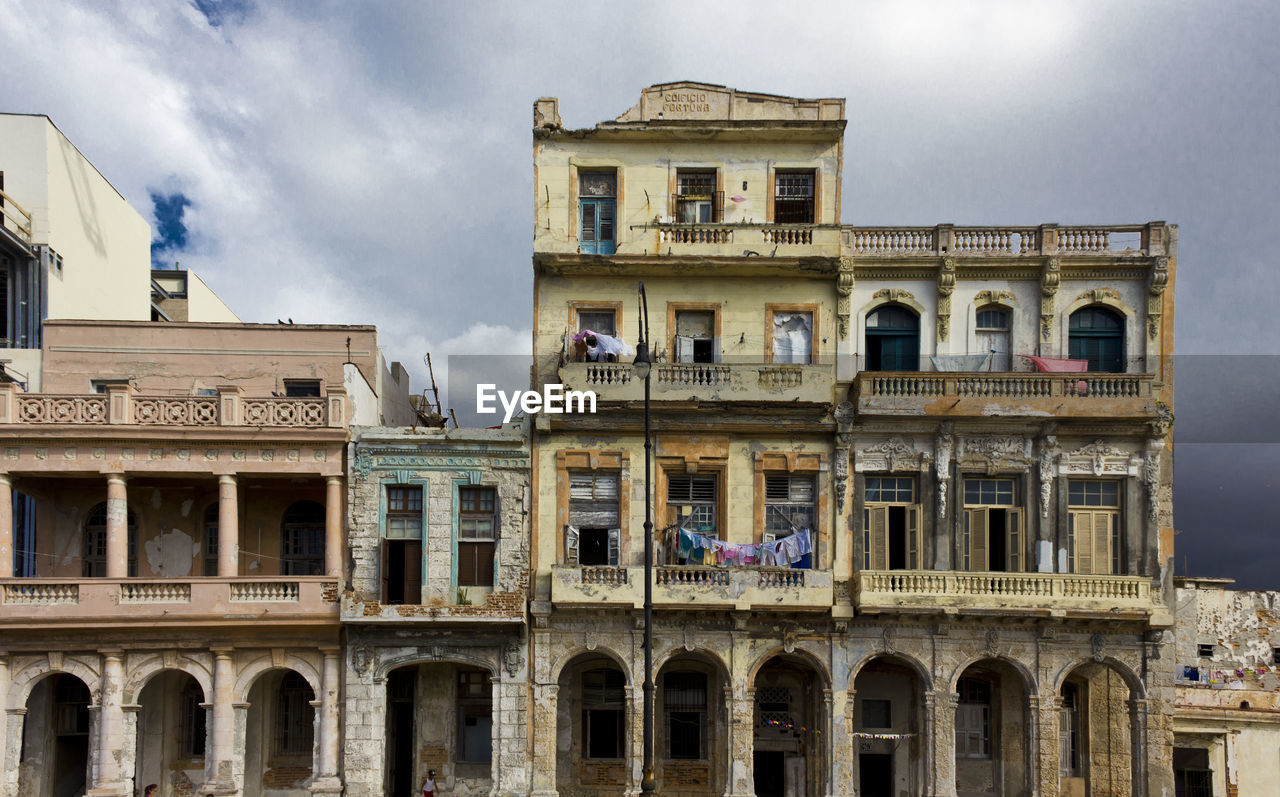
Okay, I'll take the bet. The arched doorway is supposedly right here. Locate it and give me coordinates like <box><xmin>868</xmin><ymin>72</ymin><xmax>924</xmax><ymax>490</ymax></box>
<box><xmin>752</xmin><ymin>654</ymin><xmax>826</xmax><ymax>797</ymax></box>
<box><xmin>1068</xmin><ymin>306</ymin><xmax>1125</xmax><ymax>373</ymax></box>
<box><xmin>865</xmin><ymin>305</ymin><xmax>920</xmax><ymax>372</ymax></box>
<box><xmin>82</xmin><ymin>502</ymin><xmax>138</xmax><ymax>577</ymax></box>
<box><xmin>244</xmin><ymin>669</ymin><xmax>315</xmax><ymax>797</ymax></box>
<box><xmin>1058</xmin><ymin>661</ymin><xmax>1141</xmax><ymax>797</ymax></box>
<box><xmin>852</xmin><ymin>656</ymin><xmax>926</xmax><ymax>797</ymax></box>
<box><xmin>655</xmin><ymin>654</ymin><xmax>728</xmax><ymax>795</ymax></box>
<box><xmin>953</xmin><ymin>659</ymin><xmax>1031</xmax><ymax>797</ymax></box>
<box><xmin>19</xmin><ymin>673</ymin><xmax>91</xmax><ymax>797</ymax></box>
<box><xmin>383</xmin><ymin>661</ymin><xmax>495</xmax><ymax>797</ymax></box>
<box><xmin>557</xmin><ymin>654</ymin><xmax>630</xmax><ymax>794</ymax></box>
<box><xmin>135</xmin><ymin>671</ymin><xmax>206</xmax><ymax>796</ymax></box>
<box><xmin>280</xmin><ymin>501</ymin><xmax>325</xmax><ymax>575</ymax></box>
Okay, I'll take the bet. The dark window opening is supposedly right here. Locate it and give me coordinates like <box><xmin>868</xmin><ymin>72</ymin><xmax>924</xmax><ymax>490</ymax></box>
<box><xmin>274</xmin><ymin>672</ymin><xmax>314</xmax><ymax>757</ymax></box>
<box><xmin>987</xmin><ymin>509</ymin><xmax>1008</xmax><ymax>572</ymax></box>
<box><xmin>1069</xmin><ymin>306</ymin><xmax>1125</xmax><ymax>373</ymax></box>
<box><xmin>862</xmin><ymin>699</ymin><xmax>892</xmax><ymax>729</ymax></box>
<box><xmin>675</xmin><ymin>169</ymin><xmax>721</xmax><ymax>223</ymax></box>
<box><xmin>387</xmin><ymin>669</ymin><xmax>417</xmax><ymax>797</ymax></box>
<box><xmin>82</xmin><ymin>502</ymin><xmax>138</xmax><ymax>577</ymax></box>
<box><xmin>1197</xmin><ymin>644</ymin><xmax>1214</xmax><ymax>659</ymax></box>
<box><xmin>582</xmin><ymin>668</ymin><xmax>626</xmax><ymax>759</ymax></box>
<box><xmin>180</xmin><ymin>679</ymin><xmax>206</xmax><ymax>759</ymax></box>
<box><xmin>674</xmin><ymin>310</ymin><xmax>717</xmax><ymax>363</ymax></box>
<box><xmin>576</xmin><ymin>309</ymin><xmax>617</xmax><ymax>338</ymax></box>
<box><xmin>1173</xmin><ymin>747</ymin><xmax>1213</xmax><ymax>797</ymax></box>
<box><xmin>774</xmin><ymin>171</ymin><xmax>815</xmax><ymax>224</ymax></box>
<box><xmin>458</xmin><ymin>486</ymin><xmax>497</xmax><ymax>587</ymax></box>
<box><xmin>457</xmin><ymin>670</ymin><xmax>492</xmax><ymax>763</ymax></box>
<box><xmin>1061</xmin><ymin>682</ymin><xmax>1081</xmax><ymax>777</ymax></box>
<box><xmin>865</xmin><ymin>304</ymin><xmax>919</xmax><ymax>372</ymax></box>
<box><xmin>579</xmin><ymin>528</ymin><xmax>612</xmax><ymax>566</ymax></box>
<box><xmin>53</xmin><ymin>675</ymin><xmax>91</xmax><ymax>736</ymax></box>
<box><xmin>283</xmin><ymin>379</ymin><xmax>322</xmax><ymax>397</ymax></box>
<box><xmin>281</xmin><ymin>501</ymin><xmax>325</xmax><ymax>575</ymax></box>
<box><xmin>202</xmin><ymin>503</ymin><xmax>219</xmax><ymax>576</ymax></box>
<box><xmin>664</xmin><ymin>671</ymin><xmax>707</xmax><ymax>760</ymax></box>
<box><xmin>383</xmin><ymin>539</ymin><xmax>422</xmax><ymax>604</ymax></box>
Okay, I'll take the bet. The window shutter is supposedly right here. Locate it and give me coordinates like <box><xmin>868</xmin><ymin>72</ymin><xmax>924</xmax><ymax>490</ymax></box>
<box><xmin>870</xmin><ymin>506</ymin><xmax>889</xmax><ymax>570</ymax></box>
<box><xmin>1092</xmin><ymin>512</ymin><xmax>1111</xmax><ymax>575</ymax></box>
<box><xmin>1073</xmin><ymin>513</ymin><xmax>1093</xmax><ymax>574</ymax></box>
<box><xmin>405</xmin><ymin>540</ymin><xmax>422</xmax><ymax>604</ymax></box>
<box><xmin>675</xmin><ymin>336</ymin><xmax>694</xmax><ymax>363</ymax></box>
<box><xmin>968</xmin><ymin>509</ymin><xmax>989</xmax><ymax>571</ymax></box>
<box><xmin>581</xmin><ymin>203</ymin><xmax>596</xmax><ymax>242</ymax></box>
<box><xmin>1006</xmin><ymin>508</ymin><xmax>1023</xmax><ymax>572</ymax></box>
<box><xmin>906</xmin><ymin>505</ymin><xmax>920</xmax><ymax>569</ymax></box>
<box><xmin>380</xmin><ymin>539</ymin><xmax>390</xmax><ymax>602</ymax></box>
<box><xmin>607</xmin><ymin>528</ymin><xmax>620</xmax><ymax>566</ymax></box>
<box><xmin>565</xmin><ymin>525</ymin><xmax>580</xmax><ymax>566</ymax></box>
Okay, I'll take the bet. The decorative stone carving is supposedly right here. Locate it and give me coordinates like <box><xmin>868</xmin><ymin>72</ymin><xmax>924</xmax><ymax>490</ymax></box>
<box><xmin>859</xmin><ymin>436</ymin><xmax>927</xmax><ymax>473</ymax></box>
<box><xmin>354</xmin><ymin>449</ymin><xmax>373</xmax><ymax>478</ymax></box>
<box><xmin>880</xmin><ymin>625</ymin><xmax>894</xmax><ymax>654</ymax></box>
<box><xmin>1091</xmin><ymin>633</ymin><xmax>1105</xmax><ymax>662</ymax></box>
<box><xmin>1147</xmin><ymin>256</ymin><xmax>1169</xmax><ymax>340</ymax></box>
<box><xmin>935</xmin><ymin>425</ymin><xmax>953</xmax><ymax>519</ymax></box>
<box><xmin>984</xmin><ymin>627</ymin><xmax>1000</xmax><ymax>657</ymax></box>
<box><xmin>937</xmin><ymin>258</ymin><xmax>956</xmax><ymax>343</ymax></box>
<box><xmin>503</xmin><ymin>641</ymin><xmax>523</xmax><ymax>678</ymax></box>
<box><xmin>1040</xmin><ymin>258</ymin><xmax>1060</xmax><ymax>342</ymax></box>
<box><xmin>833</xmin><ymin>446</ymin><xmax>849</xmax><ymax>515</ymax></box>
<box><xmin>836</xmin><ymin>261</ymin><xmax>854</xmax><ymax>339</ymax></box>
<box><xmin>958</xmin><ymin>435</ymin><xmax>1031</xmax><ymax>474</ymax></box>
<box><xmin>1061</xmin><ymin>440</ymin><xmax>1130</xmax><ymax>476</ymax></box>
<box><xmin>1150</xmin><ymin>401</ymin><xmax>1173</xmax><ymax>437</ymax></box>
<box><xmin>1073</xmin><ymin>288</ymin><xmax>1121</xmax><ymax>307</ymax></box>
<box><xmin>351</xmin><ymin>644</ymin><xmax>372</xmax><ymax>680</ymax></box>
<box><xmin>1143</xmin><ymin>443</ymin><xmax>1163</xmax><ymax>523</ymax></box>
<box><xmin>48</xmin><ymin>651</ymin><xmax>65</xmax><ymax>671</ymax></box>
<box><xmin>781</xmin><ymin>623</ymin><xmax>799</xmax><ymax>654</ymax></box>
<box><xmin>872</xmin><ymin>288</ymin><xmax>916</xmax><ymax>304</ymax></box>
<box><xmin>1038</xmin><ymin>435</ymin><xmax>1058</xmax><ymax>518</ymax></box>
<box><xmin>974</xmin><ymin>289</ymin><xmax>1015</xmax><ymax>306</ymax></box>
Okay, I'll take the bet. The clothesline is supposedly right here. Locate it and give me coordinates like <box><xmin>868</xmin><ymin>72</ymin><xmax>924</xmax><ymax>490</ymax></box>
<box><xmin>675</xmin><ymin>527</ymin><xmax>811</xmax><ymax>568</ymax></box>
<box><xmin>851</xmin><ymin>732</ymin><xmax>916</xmax><ymax>740</ymax></box>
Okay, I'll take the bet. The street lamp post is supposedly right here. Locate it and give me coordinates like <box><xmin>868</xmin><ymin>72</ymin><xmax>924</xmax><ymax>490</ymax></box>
<box><xmin>634</xmin><ymin>282</ymin><xmax>656</xmax><ymax>795</ymax></box>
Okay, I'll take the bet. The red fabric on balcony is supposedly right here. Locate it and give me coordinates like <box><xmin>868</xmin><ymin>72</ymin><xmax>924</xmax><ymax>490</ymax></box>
<box><xmin>1024</xmin><ymin>356</ymin><xmax>1088</xmax><ymax>372</ymax></box>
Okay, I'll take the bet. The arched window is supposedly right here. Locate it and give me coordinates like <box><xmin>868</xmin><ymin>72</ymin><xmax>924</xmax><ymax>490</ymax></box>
<box><xmin>1069</xmin><ymin>306</ymin><xmax>1125</xmax><ymax>373</ymax></box>
<box><xmin>82</xmin><ymin>502</ymin><xmax>138</xmax><ymax>577</ymax></box>
<box><xmin>865</xmin><ymin>305</ymin><xmax>920</xmax><ymax>372</ymax></box>
<box><xmin>274</xmin><ymin>672</ymin><xmax>314</xmax><ymax>756</ymax></box>
<box><xmin>975</xmin><ymin>305</ymin><xmax>1011</xmax><ymax>371</ymax></box>
<box><xmin>203</xmin><ymin>503</ymin><xmax>219</xmax><ymax>576</ymax></box>
<box><xmin>281</xmin><ymin>501</ymin><xmax>325</xmax><ymax>576</ymax></box>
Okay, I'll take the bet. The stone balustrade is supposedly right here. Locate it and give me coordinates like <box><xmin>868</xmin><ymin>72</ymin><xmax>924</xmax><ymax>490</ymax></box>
<box><xmin>0</xmin><ymin>576</ymin><xmax>338</xmax><ymax>625</ymax></box>
<box><xmin>630</xmin><ymin>222</ymin><xmax>844</xmax><ymax>256</ymax></box>
<box><xmin>559</xmin><ymin>362</ymin><xmax>833</xmax><ymax>405</ymax></box>
<box><xmin>0</xmin><ymin>383</ymin><xmax>348</xmax><ymax>428</ymax></box>
<box><xmin>853</xmin><ymin>371</ymin><xmax>1158</xmax><ymax>421</ymax></box>
<box><xmin>842</xmin><ymin>222</ymin><xmax>1163</xmax><ymax>257</ymax></box>
<box><xmin>854</xmin><ymin>570</ymin><xmax>1157</xmax><ymax>618</ymax></box>
<box><xmin>551</xmin><ymin>564</ymin><xmax>833</xmax><ymax>611</ymax></box>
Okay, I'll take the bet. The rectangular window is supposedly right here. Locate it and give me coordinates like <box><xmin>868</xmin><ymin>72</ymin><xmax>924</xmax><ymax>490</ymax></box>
<box><xmin>384</xmin><ymin>485</ymin><xmax>424</xmax><ymax>604</ymax></box>
<box><xmin>281</xmin><ymin>527</ymin><xmax>324</xmax><ymax>576</ymax></box>
<box><xmin>962</xmin><ymin>478</ymin><xmax>1023</xmax><ymax>572</ymax></box>
<box><xmin>274</xmin><ymin>673</ymin><xmax>313</xmax><ymax>757</ymax></box>
<box><xmin>568</xmin><ymin>473</ymin><xmax>620</xmax><ymax>566</ymax></box>
<box><xmin>1059</xmin><ymin>682</ymin><xmax>1081</xmax><ymax>777</ymax></box>
<box><xmin>955</xmin><ymin>678</ymin><xmax>991</xmax><ymax>759</ymax></box>
<box><xmin>667</xmin><ymin>473</ymin><xmax>717</xmax><ymax>537</ymax></box>
<box><xmin>773</xmin><ymin>170</ymin><xmax>815</xmax><ymax>224</ymax></box>
<box><xmin>457</xmin><ymin>670</ymin><xmax>493</xmax><ymax>763</ymax></box>
<box><xmin>576</xmin><ymin>309</ymin><xmax>618</xmax><ymax>337</ymax></box>
<box><xmin>1197</xmin><ymin>644</ymin><xmax>1214</xmax><ymax>659</ymax></box>
<box><xmin>180</xmin><ymin>679</ymin><xmax>206</xmax><ymax>759</ymax></box>
<box><xmin>1067</xmin><ymin>480</ymin><xmax>1121</xmax><ymax>575</ymax></box>
<box><xmin>769</xmin><ymin>309</ymin><xmax>814</xmax><ymax>364</ymax></box>
<box><xmin>674</xmin><ymin>169</ymin><xmax>720</xmax><ymax>223</ymax></box>
<box><xmin>861</xmin><ymin>699</ymin><xmax>892</xmax><ymax>729</ymax></box>
<box><xmin>673</xmin><ymin>309</ymin><xmax>717</xmax><ymax>363</ymax></box>
<box><xmin>283</xmin><ymin>379</ymin><xmax>322</xmax><ymax>397</ymax></box>
<box><xmin>579</xmin><ymin>170</ymin><xmax>617</xmax><ymax>255</ymax></box>
<box><xmin>664</xmin><ymin>671</ymin><xmax>708</xmax><ymax>760</ymax></box>
<box><xmin>863</xmin><ymin>477</ymin><xmax>920</xmax><ymax>571</ymax></box>
<box><xmin>582</xmin><ymin>668</ymin><xmax>626</xmax><ymax>759</ymax></box>
<box><xmin>764</xmin><ymin>474</ymin><xmax>815</xmax><ymax>540</ymax></box>
<box><xmin>458</xmin><ymin>486</ymin><xmax>497</xmax><ymax>587</ymax></box>
<box><xmin>90</xmin><ymin>378</ymin><xmax>130</xmax><ymax>394</ymax></box>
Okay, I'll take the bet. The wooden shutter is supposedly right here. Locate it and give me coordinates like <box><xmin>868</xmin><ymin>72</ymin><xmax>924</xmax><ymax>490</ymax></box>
<box><xmin>675</xmin><ymin>336</ymin><xmax>694</xmax><ymax>363</ymax></box>
<box><xmin>404</xmin><ymin>540</ymin><xmax>422</xmax><ymax>604</ymax></box>
<box><xmin>906</xmin><ymin>505</ymin><xmax>920</xmax><ymax>569</ymax></box>
<box><xmin>1091</xmin><ymin>512</ymin><xmax>1112</xmax><ymax>575</ymax></box>
<box><xmin>607</xmin><ymin>528</ymin><xmax>620</xmax><ymax>566</ymax></box>
<box><xmin>565</xmin><ymin>525</ymin><xmax>580</xmax><ymax>566</ymax></box>
<box><xmin>967</xmin><ymin>509</ymin><xmax>989</xmax><ymax>571</ymax></box>
<box><xmin>380</xmin><ymin>539</ymin><xmax>390</xmax><ymax>602</ymax></box>
<box><xmin>1072</xmin><ymin>512</ymin><xmax>1092</xmax><ymax>574</ymax></box>
<box><xmin>868</xmin><ymin>506</ymin><xmax>889</xmax><ymax>570</ymax></box>
<box><xmin>1006</xmin><ymin>508</ymin><xmax>1023</xmax><ymax>572</ymax></box>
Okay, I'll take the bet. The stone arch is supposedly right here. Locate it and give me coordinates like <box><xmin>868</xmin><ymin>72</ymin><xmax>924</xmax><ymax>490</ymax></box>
<box><xmin>550</xmin><ymin>644</ymin><xmax>635</xmax><ymax>686</ymax></box>
<box><xmin>234</xmin><ymin>653</ymin><xmax>321</xmax><ymax>702</ymax></box>
<box><xmin>946</xmin><ymin>654</ymin><xmax>1038</xmax><ymax>696</ymax></box>
<box><xmin>653</xmin><ymin>644</ymin><xmax>731</xmax><ymax>683</ymax></box>
<box><xmin>746</xmin><ymin>644</ymin><xmax>831</xmax><ymax>689</ymax></box>
<box><xmin>8</xmin><ymin>655</ymin><xmax>101</xmax><ymax>709</ymax></box>
<box><xmin>123</xmin><ymin>655</ymin><xmax>212</xmax><ymax>705</ymax></box>
<box><xmin>375</xmin><ymin>651</ymin><xmax>499</xmax><ymax>683</ymax></box>
<box><xmin>1058</xmin><ymin>292</ymin><xmax>1139</xmax><ymax>362</ymax></box>
<box><xmin>847</xmin><ymin>651</ymin><xmax>933</xmax><ymax>694</ymax></box>
<box><xmin>1052</xmin><ymin>654</ymin><xmax>1146</xmax><ymax>700</ymax></box>
<box><xmin>1061</xmin><ymin>291</ymin><xmax>1135</xmax><ymax>321</ymax></box>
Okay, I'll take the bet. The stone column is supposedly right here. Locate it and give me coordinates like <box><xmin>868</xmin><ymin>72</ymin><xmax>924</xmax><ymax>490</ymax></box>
<box><xmin>324</xmin><ymin>477</ymin><xmax>343</xmax><ymax>578</ymax></box>
<box><xmin>4</xmin><ymin>708</ymin><xmax>25</xmax><ymax>797</ymax></box>
<box><xmin>0</xmin><ymin>475</ymin><xmax>12</xmax><ymax>579</ymax></box>
<box><xmin>91</xmin><ymin>650</ymin><xmax>125</xmax><ymax>796</ymax></box>
<box><xmin>1129</xmin><ymin>698</ymin><xmax>1147</xmax><ymax>797</ymax></box>
<box><xmin>624</xmin><ymin>684</ymin><xmax>641</xmax><ymax>797</ymax></box>
<box><xmin>105</xmin><ymin>475</ymin><xmax>128</xmax><ymax>579</ymax></box>
<box><xmin>0</xmin><ymin>654</ymin><xmax>9</xmax><ymax>786</ymax></box>
<box><xmin>529</xmin><ymin>683</ymin><xmax>559</xmax><ymax>797</ymax></box>
<box><xmin>205</xmin><ymin>648</ymin><xmax>236</xmax><ymax>794</ymax></box>
<box><xmin>1036</xmin><ymin>694</ymin><xmax>1062</xmax><ymax>797</ymax></box>
<box><xmin>726</xmin><ymin>688</ymin><xmax>755</xmax><ymax>797</ymax></box>
<box><xmin>1025</xmin><ymin>695</ymin><xmax>1041</xmax><ymax>797</ymax></box>
<box><xmin>217</xmin><ymin>475</ymin><xmax>239</xmax><ymax>577</ymax></box>
<box><xmin>930</xmin><ymin>690</ymin><xmax>957</xmax><ymax>797</ymax></box>
<box><xmin>309</xmin><ymin>648</ymin><xmax>342</xmax><ymax>794</ymax></box>
<box><xmin>830</xmin><ymin>688</ymin><xmax>853</xmax><ymax>797</ymax></box>
<box><xmin>920</xmin><ymin>689</ymin><xmax>935</xmax><ymax>797</ymax></box>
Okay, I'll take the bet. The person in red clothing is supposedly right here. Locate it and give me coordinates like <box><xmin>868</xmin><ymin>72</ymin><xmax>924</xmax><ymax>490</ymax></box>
<box><xmin>422</xmin><ymin>769</ymin><xmax>437</xmax><ymax>797</ymax></box>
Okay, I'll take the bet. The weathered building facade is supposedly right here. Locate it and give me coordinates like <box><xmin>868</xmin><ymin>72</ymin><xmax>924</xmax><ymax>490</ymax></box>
<box><xmin>529</xmin><ymin>83</ymin><xmax>1178</xmax><ymax>797</ymax></box>
<box><xmin>341</xmin><ymin>425</ymin><xmax>531</xmax><ymax>797</ymax></box>
<box><xmin>1172</xmin><ymin>577</ymin><xmax>1280</xmax><ymax>797</ymax></box>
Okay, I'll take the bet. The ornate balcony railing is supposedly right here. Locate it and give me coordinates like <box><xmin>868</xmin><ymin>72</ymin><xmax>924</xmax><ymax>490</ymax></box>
<box><xmin>0</xmin><ymin>384</ymin><xmax>347</xmax><ymax>428</ymax></box>
<box><xmin>559</xmin><ymin>362</ymin><xmax>833</xmax><ymax>405</ymax></box>
<box><xmin>842</xmin><ymin>223</ymin><xmax>1163</xmax><ymax>257</ymax></box>
<box><xmin>852</xmin><ymin>372</ymin><xmax>1157</xmax><ymax>421</ymax></box>
<box><xmin>854</xmin><ymin>570</ymin><xmax>1157</xmax><ymax>618</ymax></box>
<box><xmin>551</xmin><ymin>564</ymin><xmax>832</xmax><ymax>611</ymax></box>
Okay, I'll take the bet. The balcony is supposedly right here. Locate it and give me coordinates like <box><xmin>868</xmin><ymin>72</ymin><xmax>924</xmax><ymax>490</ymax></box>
<box><xmin>629</xmin><ymin>222</ymin><xmax>844</xmax><ymax>258</ymax></box>
<box><xmin>854</xmin><ymin>570</ymin><xmax>1168</xmax><ymax>623</ymax></box>
<box><xmin>550</xmin><ymin>565</ymin><xmax>833</xmax><ymax>612</ymax></box>
<box><xmin>559</xmin><ymin>362</ymin><xmax>834</xmax><ymax>404</ymax></box>
<box><xmin>0</xmin><ymin>576</ymin><xmax>340</xmax><ymax>628</ymax></box>
<box><xmin>842</xmin><ymin>223</ymin><xmax>1167</xmax><ymax>258</ymax></box>
<box><xmin>851</xmin><ymin>372</ymin><xmax>1157</xmax><ymax>421</ymax></box>
<box><xmin>0</xmin><ymin>383</ymin><xmax>347</xmax><ymax>428</ymax></box>
<box><xmin>341</xmin><ymin>591</ymin><xmax>526</xmax><ymax>624</ymax></box>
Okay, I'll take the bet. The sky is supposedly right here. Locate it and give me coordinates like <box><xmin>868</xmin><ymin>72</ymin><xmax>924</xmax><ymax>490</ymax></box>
<box><xmin>1</xmin><ymin>0</ymin><xmax>1277</xmax><ymax>586</ymax></box>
